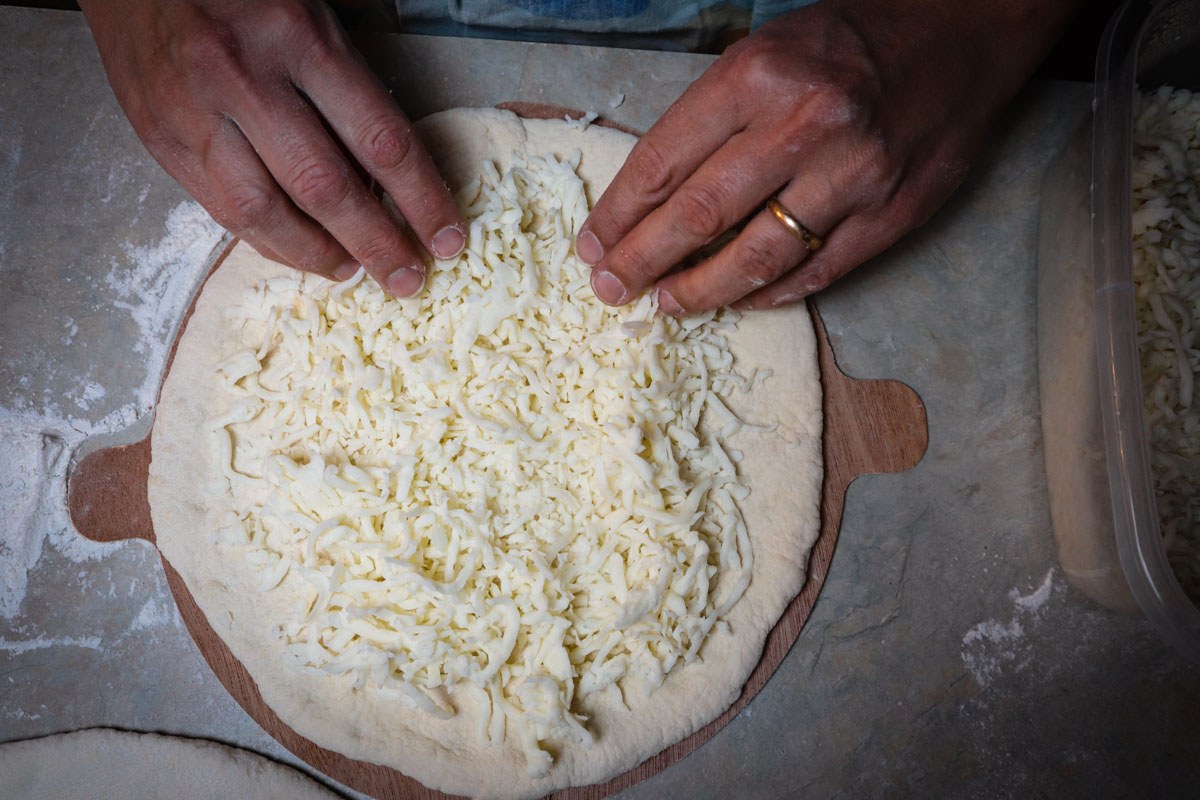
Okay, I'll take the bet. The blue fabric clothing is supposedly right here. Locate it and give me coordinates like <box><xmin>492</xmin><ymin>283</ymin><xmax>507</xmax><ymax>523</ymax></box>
<box><xmin>392</xmin><ymin>0</ymin><xmax>813</xmax><ymax>51</ymax></box>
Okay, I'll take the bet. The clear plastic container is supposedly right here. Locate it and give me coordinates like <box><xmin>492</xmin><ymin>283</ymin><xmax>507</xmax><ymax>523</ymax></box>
<box><xmin>1042</xmin><ymin>0</ymin><xmax>1200</xmax><ymax>661</ymax></box>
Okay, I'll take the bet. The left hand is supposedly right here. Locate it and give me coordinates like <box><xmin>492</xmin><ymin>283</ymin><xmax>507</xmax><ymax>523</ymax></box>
<box><xmin>576</xmin><ymin>0</ymin><xmax>1081</xmax><ymax>313</ymax></box>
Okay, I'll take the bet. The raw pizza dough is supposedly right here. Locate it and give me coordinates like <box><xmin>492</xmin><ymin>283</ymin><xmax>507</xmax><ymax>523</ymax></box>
<box><xmin>0</xmin><ymin>729</ymin><xmax>340</xmax><ymax>799</ymax></box>
<box><xmin>148</xmin><ymin>108</ymin><xmax>823</xmax><ymax>799</ymax></box>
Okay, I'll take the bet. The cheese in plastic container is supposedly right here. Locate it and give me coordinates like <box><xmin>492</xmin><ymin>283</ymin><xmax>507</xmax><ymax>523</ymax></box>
<box><xmin>1039</xmin><ymin>0</ymin><xmax>1200</xmax><ymax>661</ymax></box>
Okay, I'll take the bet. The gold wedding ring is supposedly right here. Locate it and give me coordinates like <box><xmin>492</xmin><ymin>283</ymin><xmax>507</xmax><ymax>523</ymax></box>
<box><xmin>766</xmin><ymin>197</ymin><xmax>823</xmax><ymax>251</ymax></box>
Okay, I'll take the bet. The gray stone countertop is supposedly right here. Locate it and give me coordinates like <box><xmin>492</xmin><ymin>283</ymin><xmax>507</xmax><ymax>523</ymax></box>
<box><xmin>1</xmin><ymin>7</ymin><xmax>1197</xmax><ymax>799</ymax></box>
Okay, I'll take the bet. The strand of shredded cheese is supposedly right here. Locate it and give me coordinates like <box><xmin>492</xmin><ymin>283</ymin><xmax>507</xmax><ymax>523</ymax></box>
<box><xmin>206</xmin><ymin>148</ymin><xmax>754</xmax><ymax>774</ymax></box>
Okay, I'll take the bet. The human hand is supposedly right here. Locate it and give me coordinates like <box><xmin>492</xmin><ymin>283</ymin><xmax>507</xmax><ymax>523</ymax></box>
<box><xmin>79</xmin><ymin>0</ymin><xmax>465</xmax><ymax>296</ymax></box>
<box><xmin>577</xmin><ymin>0</ymin><xmax>1081</xmax><ymax>312</ymax></box>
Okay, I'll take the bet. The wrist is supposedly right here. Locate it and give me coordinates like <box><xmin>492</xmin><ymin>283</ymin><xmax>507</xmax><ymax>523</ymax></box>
<box><xmin>853</xmin><ymin>0</ymin><xmax>1085</xmax><ymax>87</ymax></box>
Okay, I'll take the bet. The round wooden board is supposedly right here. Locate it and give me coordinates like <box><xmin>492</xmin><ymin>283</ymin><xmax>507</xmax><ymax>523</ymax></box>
<box><xmin>67</xmin><ymin>106</ymin><xmax>927</xmax><ymax>800</ymax></box>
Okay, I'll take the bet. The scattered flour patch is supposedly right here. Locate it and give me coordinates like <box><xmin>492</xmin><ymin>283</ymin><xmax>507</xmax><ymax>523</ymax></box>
<box><xmin>98</xmin><ymin>161</ymin><xmax>134</xmax><ymax>204</ymax></box>
<box><xmin>961</xmin><ymin>620</ymin><xmax>1025</xmax><ymax>688</ymax></box>
<box><xmin>105</xmin><ymin>200</ymin><xmax>224</xmax><ymax>358</ymax></box>
<box><xmin>961</xmin><ymin>569</ymin><xmax>1058</xmax><ymax>688</ymax></box>
<box><xmin>3</xmin><ymin>705</ymin><xmax>47</xmax><ymax>723</ymax></box>
<box><xmin>1</xmin><ymin>203</ymin><xmax>224</xmax><ymax>613</ymax></box>
<box><xmin>0</xmin><ymin>411</ymin><xmax>113</xmax><ymax>585</ymax></box>
<box><xmin>71</xmin><ymin>381</ymin><xmax>107</xmax><ymax>411</ymax></box>
<box><xmin>1010</xmin><ymin>569</ymin><xmax>1054</xmax><ymax>613</ymax></box>
<box><xmin>0</xmin><ymin>414</ymin><xmax>70</xmax><ymax>618</ymax></box>
<box><xmin>128</xmin><ymin>596</ymin><xmax>170</xmax><ymax>632</ymax></box>
<box><xmin>0</xmin><ymin>635</ymin><xmax>102</xmax><ymax>656</ymax></box>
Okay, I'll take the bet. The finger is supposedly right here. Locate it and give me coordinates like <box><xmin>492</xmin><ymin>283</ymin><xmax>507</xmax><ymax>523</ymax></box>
<box><xmin>653</xmin><ymin>180</ymin><xmax>842</xmax><ymax>314</ymax></box>
<box><xmin>201</xmin><ymin>119</ymin><xmax>354</xmax><ymax>279</ymax></box>
<box><xmin>576</xmin><ymin>73</ymin><xmax>746</xmax><ymax>267</ymax></box>
<box><xmin>290</xmin><ymin>24</ymin><xmax>466</xmax><ymax>261</ymax></box>
<box><xmin>227</xmin><ymin>90</ymin><xmax>428</xmax><ymax>296</ymax></box>
<box><xmin>139</xmin><ymin>124</ymin><xmax>218</xmax><ymax>209</ymax></box>
<box><xmin>586</xmin><ymin>134</ymin><xmax>797</xmax><ymax>305</ymax></box>
<box><xmin>141</xmin><ymin>121</ymin><xmax>346</xmax><ymax>277</ymax></box>
<box><xmin>732</xmin><ymin>212</ymin><xmax>901</xmax><ymax>310</ymax></box>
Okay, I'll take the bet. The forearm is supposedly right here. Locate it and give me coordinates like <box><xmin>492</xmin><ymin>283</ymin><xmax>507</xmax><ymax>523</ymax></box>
<box><xmin>831</xmin><ymin>0</ymin><xmax>1087</xmax><ymax>105</ymax></box>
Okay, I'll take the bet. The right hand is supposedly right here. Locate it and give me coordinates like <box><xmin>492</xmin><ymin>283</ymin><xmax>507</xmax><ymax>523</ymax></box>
<box><xmin>79</xmin><ymin>0</ymin><xmax>465</xmax><ymax>296</ymax></box>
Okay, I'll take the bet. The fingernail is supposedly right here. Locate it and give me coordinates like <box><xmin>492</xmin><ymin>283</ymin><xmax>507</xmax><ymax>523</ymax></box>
<box><xmin>576</xmin><ymin>230</ymin><xmax>604</xmax><ymax>265</ymax></box>
<box><xmin>591</xmin><ymin>270</ymin><xmax>627</xmax><ymax>305</ymax></box>
<box><xmin>386</xmin><ymin>265</ymin><xmax>425</xmax><ymax>297</ymax></box>
<box><xmin>432</xmin><ymin>225</ymin><xmax>466</xmax><ymax>260</ymax></box>
<box><xmin>657</xmin><ymin>288</ymin><xmax>684</xmax><ymax>316</ymax></box>
<box><xmin>333</xmin><ymin>259</ymin><xmax>360</xmax><ymax>281</ymax></box>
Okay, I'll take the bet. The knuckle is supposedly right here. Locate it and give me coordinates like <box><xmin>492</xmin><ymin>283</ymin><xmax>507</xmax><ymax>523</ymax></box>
<box><xmin>295</xmin><ymin>244</ymin><xmax>342</xmax><ymax>275</ymax></box>
<box><xmin>848</xmin><ymin>129</ymin><xmax>896</xmax><ymax>196</ymax></box>
<box><xmin>612</xmin><ymin>245</ymin><xmax>659</xmax><ymax>286</ymax></box>
<box><xmin>737</xmin><ymin>234</ymin><xmax>789</xmax><ymax>286</ymax></box>
<box><xmin>359</xmin><ymin>119</ymin><xmax>416</xmax><ymax>173</ymax></box>
<box><xmin>800</xmin><ymin>79</ymin><xmax>869</xmax><ymax>130</ymax></box>
<box><xmin>205</xmin><ymin>205</ymin><xmax>235</xmax><ymax>232</ymax></box>
<box><xmin>728</xmin><ymin>38</ymin><xmax>785</xmax><ymax>90</ymax></box>
<box><xmin>287</xmin><ymin>158</ymin><xmax>352</xmax><ymax>211</ymax></box>
<box><xmin>177</xmin><ymin>22</ymin><xmax>241</xmax><ymax>77</ymax></box>
<box><xmin>354</xmin><ymin>231</ymin><xmax>407</xmax><ymax>269</ymax></box>
<box><xmin>221</xmin><ymin>181</ymin><xmax>276</xmax><ymax>231</ymax></box>
<box><xmin>673</xmin><ymin>184</ymin><xmax>728</xmax><ymax>242</ymax></box>
<box><xmin>269</xmin><ymin>3</ymin><xmax>346</xmax><ymax>71</ymax></box>
<box><xmin>628</xmin><ymin>139</ymin><xmax>673</xmax><ymax>199</ymax></box>
<box><xmin>297</xmin><ymin>31</ymin><xmax>341</xmax><ymax>75</ymax></box>
<box><xmin>726</xmin><ymin>37</ymin><xmax>811</xmax><ymax>108</ymax></box>
<box><xmin>261</xmin><ymin>0</ymin><xmax>323</xmax><ymax>42</ymax></box>
<box><xmin>172</xmin><ymin>20</ymin><xmax>272</xmax><ymax>110</ymax></box>
<box><xmin>139</xmin><ymin>122</ymin><xmax>179</xmax><ymax>160</ymax></box>
<box><xmin>778</xmin><ymin>68</ymin><xmax>880</xmax><ymax>140</ymax></box>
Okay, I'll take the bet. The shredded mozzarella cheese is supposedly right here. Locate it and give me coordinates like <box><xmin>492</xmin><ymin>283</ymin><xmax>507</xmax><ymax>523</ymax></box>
<box><xmin>207</xmin><ymin>149</ymin><xmax>756</xmax><ymax>773</ymax></box>
<box><xmin>1132</xmin><ymin>85</ymin><xmax>1200</xmax><ymax>604</ymax></box>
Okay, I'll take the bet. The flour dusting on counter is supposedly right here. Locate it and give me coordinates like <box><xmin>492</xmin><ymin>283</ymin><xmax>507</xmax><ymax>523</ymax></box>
<box><xmin>0</xmin><ymin>635</ymin><xmax>103</xmax><ymax>656</ymax></box>
<box><xmin>0</xmin><ymin>201</ymin><xmax>225</xmax><ymax>620</ymax></box>
<box><xmin>128</xmin><ymin>596</ymin><xmax>172</xmax><ymax>632</ymax></box>
<box><xmin>107</xmin><ymin>201</ymin><xmax>226</xmax><ymax>358</ymax></box>
<box><xmin>0</xmin><ymin>417</ymin><xmax>70</xmax><ymax>618</ymax></box>
<box><xmin>1010</xmin><ymin>570</ymin><xmax>1054</xmax><ymax>612</ymax></box>
<box><xmin>960</xmin><ymin>569</ymin><xmax>1056</xmax><ymax>689</ymax></box>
